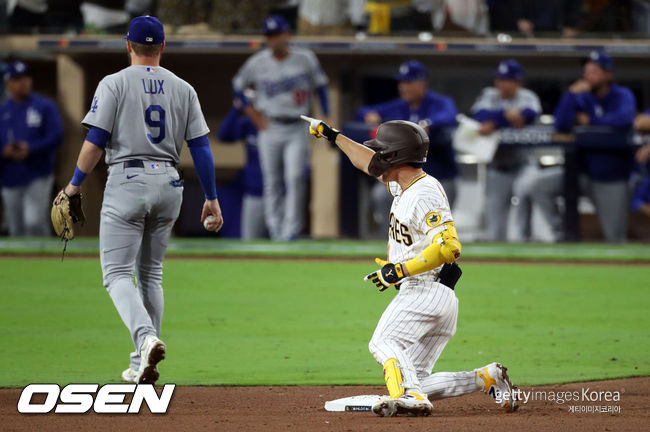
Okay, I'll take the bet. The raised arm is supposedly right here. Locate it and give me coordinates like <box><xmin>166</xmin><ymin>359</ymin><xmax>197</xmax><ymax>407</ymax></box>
<box><xmin>301</xmin><ymin>115</ymin><xmax>376</xmax><ymax>177</ymax></box>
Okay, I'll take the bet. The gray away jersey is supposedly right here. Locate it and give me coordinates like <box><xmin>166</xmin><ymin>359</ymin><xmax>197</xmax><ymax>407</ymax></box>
<box><xmin>232</xmin><ymin>47</ymin><xmax>328</xmax><ymax>118</ymax></box>
<box><xmin>471</xmin><ymin>87</ymin><xmax>541</xmax><ymax>115</ymax></box>
<box><xmin>82</xmin><ymin>65</ymin><xmax>209</xmax><ymax>165</ymax></box>
<box><xmin>471</xmin><ymin>87</ymin><xmax>541</xmax><ymax>167</ymax></box>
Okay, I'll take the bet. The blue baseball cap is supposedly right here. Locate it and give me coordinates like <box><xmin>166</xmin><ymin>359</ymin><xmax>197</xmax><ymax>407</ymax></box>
<box><xmin>262</xmin><ymin>15</ymin><xmax>290</xmax><ymax>35</ymax></box>
<box><xmin>583</xmin><ymin>50</ymin><xmax>614</xmax><ymax>72</ymax></box>
<box><xmin>395</xmin><ymin>61</ymin><xmax>428</xmax><ymax>81</ymax></box>
<box><xmin>4</xmin><ymin>61</ymin><xmax>30</xmax><ymax>81</ymax></box>
<box><xmin>495</xmin><ymin>60</ymin><xmax>524</xmax><ymax>80</ymax></box>
<box><xmin>125</xmin><ymin>15</ymin><xmax>165</xmax><ymax>44</ymax></box>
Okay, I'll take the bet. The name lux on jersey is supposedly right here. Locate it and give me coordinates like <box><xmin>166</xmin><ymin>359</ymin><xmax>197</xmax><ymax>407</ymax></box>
<box><xmin>142</xmin><ymin>79</ymin><xmax>165</xmax><ymax>95</ymax></box>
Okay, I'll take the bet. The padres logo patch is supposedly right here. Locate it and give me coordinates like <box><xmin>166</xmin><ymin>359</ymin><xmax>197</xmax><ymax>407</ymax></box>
<box><xmin>425</xmin><ymin>211</ymin><xmax>441</xmax><ymax>228</ymax></box>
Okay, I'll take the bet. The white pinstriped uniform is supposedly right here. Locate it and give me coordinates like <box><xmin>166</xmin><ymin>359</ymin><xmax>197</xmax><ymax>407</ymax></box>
<box><xmin>369</xmin><ymin>174</ymin><xmax>481</xmax><ymax>399</ymax></box>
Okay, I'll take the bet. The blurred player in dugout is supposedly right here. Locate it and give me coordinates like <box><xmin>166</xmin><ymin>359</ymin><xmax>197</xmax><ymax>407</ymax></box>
<box><xmin>529</xmin><ymin>51</ymin><xmax>636</xmax><ymax>242</ymax></box>
<box><xmin>0</xmin><ymin>61</ymin><xmax>63</xmax><ymax>236</ymax></box>
<box><xmin>232</xmin><ymin>15</ymin><xmax>330</xmax><ymax>241</ymax></box>
<box><xmin>356</xmin><ymin>60</ymin><xmax>458</xmax><ymax>231</ymax></box>
<box><xmin>217</xmin><ymin>93</ymin><xmax>267</xmax><ymax>240</ymax></box>
<box><xmin>630</xmin><ymin>111</ymin><xmax>650</xmax><ymax>218</ymax></box>
<box><xmin>472</xmin><ymin>59</ymin><xmax>541</xmax><ymax>242</ymax></box>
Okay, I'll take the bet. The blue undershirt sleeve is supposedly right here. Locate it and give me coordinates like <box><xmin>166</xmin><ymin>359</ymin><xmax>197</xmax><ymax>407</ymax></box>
<box><xmin>187</xmin><ymin>134</ymin><xmax>218</xmax><ymax>200</ymax></box>
<box><xmin>85</xmin><ymin>127</ymin><xmax>110</xmax><ymax>149</ymax></box>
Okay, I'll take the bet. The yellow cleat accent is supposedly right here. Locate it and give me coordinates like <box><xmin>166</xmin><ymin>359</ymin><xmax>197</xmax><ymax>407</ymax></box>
<box><xmin>477</xmin><ymin>363</ymin><xmax>517</xmax><ymax>412</ymax></box>
<box><xmin>405</xmin><ymin>391</ymin><xmax>426</xmax><ymax>401</ymax></box>
<box><xmin>477</xmin><ymin>367</ymin><xmax>496</xmax><ymax>394</ymax></box>
<box><xmin>383</xmin><ymin>358</ymin><xmax>405</xmax><ymax>399</ymax></box>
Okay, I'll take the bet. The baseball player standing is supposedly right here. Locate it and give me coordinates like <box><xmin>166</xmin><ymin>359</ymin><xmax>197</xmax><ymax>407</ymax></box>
<box><xmin>0</xmin><ymin>61</ymin><xmax>63</xmax><ymax>236</ymax></box>
<box><xmin>302</xmin><ymin>115</ymin><xmax>517</xmax><ymax>417</ymax></box>
<box><xmin>532</xmin><ymin>51</ymin><xmax>635</xmax><ymax>242</ymax></box>
<box><xmin>217</xmin><ymin>99</ymin><xmax>266</xmax><ymax>239</ymax></box>
<box><xmin>232</xmin><ymin>15</ymin><xmax>330</xmax><ymax>241</ymax></box>
<box><xmin>58</xmin><ymin>16</ymin><xmax>223</xmax><ymax>384</ymax></box>
<box><xmin>471</xmin><ymin>60</ymin><xmax>541</xmax><ymax>242</ymax></box>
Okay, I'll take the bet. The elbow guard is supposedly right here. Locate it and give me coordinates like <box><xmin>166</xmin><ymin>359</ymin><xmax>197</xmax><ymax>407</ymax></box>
<box><xmin>403</xmin><ymin>223</ymin><xmax>462</xmax><ymax>277</ymax></box>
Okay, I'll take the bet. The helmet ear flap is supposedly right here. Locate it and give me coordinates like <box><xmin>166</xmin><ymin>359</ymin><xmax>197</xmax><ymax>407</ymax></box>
<box><xmin>368</xmin><ymin>151</ymin><xmax>391</xmax><ymax>177</ymax></box>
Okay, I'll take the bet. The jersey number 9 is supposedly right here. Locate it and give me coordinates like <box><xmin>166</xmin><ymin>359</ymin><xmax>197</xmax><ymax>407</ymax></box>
<box><xmin>145</xmin><ymin>105</ymin><xmax>166</xmax><ymax>144</ymax></box>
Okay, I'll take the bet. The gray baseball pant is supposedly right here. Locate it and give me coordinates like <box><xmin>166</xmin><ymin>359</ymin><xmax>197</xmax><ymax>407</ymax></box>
<box><xmin>1</xmin><ymin>174</ymin><xmax>54</xmax><ymax>236</ymax></box>
<box><xmin>241</xmin><ymin>194</ymin><xmax>266</xmax><ymax>239</ymax></box>
<box><xmin>100</xmin><ymin>163</ymin><xmax>183</xmax><ymax>370</ymax></box>
<box><xmin>485</xmin><ymin>165</ymin><xmax>535</xmax><ymax>242</ymax></box>
<box><xmin>531</xmin><ymin>168</ymin><xmax>629</xmax><ymax>243</ymax></box>
<box><xmin>257</xmin><ymin>121</ymin><xmax>310</xmax><ymax>241</ymax></box>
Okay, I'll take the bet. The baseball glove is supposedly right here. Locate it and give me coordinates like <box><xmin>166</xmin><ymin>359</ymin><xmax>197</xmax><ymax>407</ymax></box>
<box><xmin>51</xmin><ymin>190</ymin><xmax>85</xmax><ymax>241</ymax></box>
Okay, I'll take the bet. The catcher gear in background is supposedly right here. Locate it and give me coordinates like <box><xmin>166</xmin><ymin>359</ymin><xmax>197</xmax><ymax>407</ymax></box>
<box><xmin>364</xmin><ymin>257</ymin><xmax>406</xmax><ymax>292</ymax></box>
<box><xmin>363</xmin><ymin>120</ymin><xmax>429</xmax><ymax>177</ymax></box>
<box><xmin>51</xmin><ymin>190</ymin><xmax>85</xmax><ymax>241</ymax></box>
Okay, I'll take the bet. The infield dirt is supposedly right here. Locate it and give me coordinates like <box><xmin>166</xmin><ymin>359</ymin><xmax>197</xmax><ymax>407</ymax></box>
<box><xmin>2</xmin><ymin>377</ymin><xmax>647</xmax><ymax>431</ymax></box>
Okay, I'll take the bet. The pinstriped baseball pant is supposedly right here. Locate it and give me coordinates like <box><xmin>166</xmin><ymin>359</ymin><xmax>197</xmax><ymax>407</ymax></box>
<box><xmin>368</xmin><ymin>281</ymin><xmax>480</xmax><ymax>399</ymax></box>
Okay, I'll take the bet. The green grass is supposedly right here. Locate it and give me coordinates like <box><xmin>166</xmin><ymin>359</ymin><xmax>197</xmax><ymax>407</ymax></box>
<box><xmin>0</xmin><ymin>259</ymin><xmax>648</xmax><ymax>387</ymax></box>
<box><xmin>1</xmin><ymin>237</ymin><xmax>649</xmax><ymax>261</ymax></box>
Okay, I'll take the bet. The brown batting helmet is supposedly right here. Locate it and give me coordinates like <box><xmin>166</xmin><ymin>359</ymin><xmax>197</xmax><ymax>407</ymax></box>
<box><xmin>364</xmin><ymin>120</ymin><xmax>429</xmax><ymax>177</ymax></box>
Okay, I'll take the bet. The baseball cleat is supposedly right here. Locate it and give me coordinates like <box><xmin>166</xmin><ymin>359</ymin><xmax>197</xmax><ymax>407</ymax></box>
<box><xmin>372</xmin><ymin>396</ymin><xmax>398</xmax><ymax>417</ymax></box>
<box><xmin>372</xmin><ymin>392</ymin><xmax>433</xmax><ymax>417</ymax></box>
<box><xmin>135</xmin><ymin>335</ymin><xmax>166</xmax><ymax>384</ymax></box>
<box><xmin>477</xmin><ymin>362</ymin><xmax>518</xmax><ymax>412</ymax></box>
<box><xmin>121</xmin><ymin>367</ymin><xmax>138</xmax><ymax>383</ymax></box>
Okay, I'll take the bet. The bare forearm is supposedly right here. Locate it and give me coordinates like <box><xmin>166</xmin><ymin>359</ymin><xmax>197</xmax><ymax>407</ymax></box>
<box><xmin>63</xmin><ymin>141</ymin><xmax>104</xmax><ymax>196</ymax></box>
<box><xmin>76</xmin><ymin>141</ymin><xmax>105</xmax><ymax>174</ymax></box>
<box><xmin>334</xmin><ymin>134</ymin><xmax>374</xmax><ymax>175</ymax></box>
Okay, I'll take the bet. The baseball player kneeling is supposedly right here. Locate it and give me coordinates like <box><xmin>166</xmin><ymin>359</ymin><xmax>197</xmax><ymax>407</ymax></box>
<box><xmin>302</xmin><ymin>115</ymin><xmax>518</xmax><ymax>417</ymax></box>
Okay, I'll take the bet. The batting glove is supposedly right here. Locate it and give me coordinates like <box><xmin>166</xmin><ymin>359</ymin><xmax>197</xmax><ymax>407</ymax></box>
<box><xmin>300</xmin><ymin>115</ymin><xmax>339</xmax><ymax>142</ymax></box>
<box><xmin>364</xmin><ymin>258</ymin><xmax>406</xmax><ymax>292</ymax></box>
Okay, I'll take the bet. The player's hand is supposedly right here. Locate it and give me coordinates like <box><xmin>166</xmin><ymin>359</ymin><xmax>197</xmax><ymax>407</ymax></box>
<box><xmin>478</xmin><ymin>121</ymin><xmax>496</xmax><ymax>136</ymax></box>
<box><xmin>562</xmin><ymin>27</ymin><xmax>578</xmax><ymax>38</ymax></box>
<box><xmin>201</xmin><ymin>198</ymin><xmax>224</xmax><ymax>233</ymax></box>
<box><xmin>635</xmin><ymin>145</ymin><xmax>650</xmax><ymax>164</ymax></box>
<box><xmin>13</xmin><ymin>143</ymin><xmax>29</xmax><ymax>161</ymax></box>
<box><xmin>2</xmin><ymin>143</ymin><xmax>15</xmax><ymax>159</ymax></box>
<box><xmin>576</xmin><ymin>112</ymin><xmax>590</xmax><ymax>126</ymax></box>
<box><xmin>364</xmin><ymin>111</ymin><xmax>382</xmax><ymax>125</ymax></box>
<box><xmin>300</xmin><ymin>115</ymin><xmax>339</xmax><ymax>142</ymax></box>
<box><xmin>63</xmin><ymin>183</ymin><xmax>81</xmax><ymax>198</ymax></box>
<box><xmin>569</xmin><ymin>79</ymin><xmax>591</xmax><ymax>94</ymax></box>
<box><xmin>504</xmin><ymin>109</ymin><xmax>525</xmax><ymax>128</ymax></box>
<box><xmin>634</xmin><ymin>114</ymin><xmax>650</xmax><ymax>132</ymax></box>
<box><xmin>640</xmin><ymin>203</ymin><xmax>650</xmax><ymax>218</ymax></box>
<box><xmin>244</xmin><ymin>106</ymin><xmax>268</xmax><ymax>131</ymax></box>
<box><xmin>364</xmin><ymin>258</ymin><xmax>407</xmax><ymax>292</ymax></box>
<box><xmin>517</xmin><ymin>18</ymin><xmax>534</xmax><ymax>36</ymax></box>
